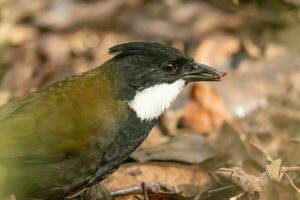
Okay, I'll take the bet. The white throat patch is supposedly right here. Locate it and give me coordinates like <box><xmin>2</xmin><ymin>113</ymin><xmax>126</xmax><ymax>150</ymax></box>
<box><xmin>129</xmin><ymin>79</ymin><xmax>185</xmax><ymax>121</ymax></box>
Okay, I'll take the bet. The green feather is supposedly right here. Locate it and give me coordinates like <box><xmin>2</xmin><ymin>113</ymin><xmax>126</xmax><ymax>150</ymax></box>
<box><xmin>0</xmin><ymin>66</ymin><xmax>128</xmax><ymax>197</ymax></box>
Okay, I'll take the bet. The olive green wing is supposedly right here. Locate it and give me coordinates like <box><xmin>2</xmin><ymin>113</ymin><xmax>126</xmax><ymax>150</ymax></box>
<box><xmin>0</xmin><ymin>91</ymin><xmax>70</xmax><ymax>163</ymax></box>
<box><xmin>0</xmin><ymin>93</ymin><xmax>45</xmax><ymax>161</ymax></box>
<box><xmin>0</xmin><ymin>71</ymin><xmax>125</xmax><ymax>164</ymax></box>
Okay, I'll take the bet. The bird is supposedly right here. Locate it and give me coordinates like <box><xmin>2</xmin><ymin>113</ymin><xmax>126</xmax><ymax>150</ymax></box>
<box><xmin>0</xmin><ymin>42</ymin><xmax>225</xmax><ymax>199</ymax></box>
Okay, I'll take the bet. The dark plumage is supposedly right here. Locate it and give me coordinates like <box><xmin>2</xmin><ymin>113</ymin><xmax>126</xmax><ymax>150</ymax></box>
<box><xmin>0</xmin><ymin>42</ymin><xmax>224</xmax><ymax>199</ymax></box>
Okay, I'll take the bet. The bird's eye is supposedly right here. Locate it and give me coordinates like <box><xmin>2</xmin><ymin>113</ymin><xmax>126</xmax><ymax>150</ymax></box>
<box><xmin>162</xmin><ymin>63</ymin><xmax>177</xmax><ymax>74</ymax></box>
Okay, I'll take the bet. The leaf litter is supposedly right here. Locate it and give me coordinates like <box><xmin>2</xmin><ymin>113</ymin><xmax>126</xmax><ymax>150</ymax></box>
<box><xmin>1</xmin><ymin>0</ymin><xmax>300</xmax><ymax>199</ymax></box>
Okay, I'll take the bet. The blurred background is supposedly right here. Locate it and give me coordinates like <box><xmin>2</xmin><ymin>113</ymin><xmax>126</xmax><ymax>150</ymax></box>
<box><xmin>1</xmin><ymin>0</ymin><xmax>300</xmax><ymax>199</ymax></box>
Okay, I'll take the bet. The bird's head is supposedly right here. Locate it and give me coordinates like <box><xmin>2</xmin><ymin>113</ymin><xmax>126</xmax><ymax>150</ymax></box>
<box><xmin>108</xmin><ymin>42</ymin><xmax>226</xmax><ymax>121</ymax></box>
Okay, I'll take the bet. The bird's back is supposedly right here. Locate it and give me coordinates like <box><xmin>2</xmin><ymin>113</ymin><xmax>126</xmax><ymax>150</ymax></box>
<box><xmin>0</xmin><ymin>65</ymin><xmax>133</xmax><ymax>199</ymax></box>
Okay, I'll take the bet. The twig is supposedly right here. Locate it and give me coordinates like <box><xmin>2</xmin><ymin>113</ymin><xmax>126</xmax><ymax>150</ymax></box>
<box><xmin>285</xmin><ymin>173</ymin><xmax>300</xmax><ymax>194</ymax></box>
<box><xmin>198</xmin><ymin>185</ymin><xmax>236</xmax><ymax>200</ymax></box>
<box><xmin>110</xmin><ymin>182</ymin><xmax>176</xmax><ymax>198</ymax></box>
<box><xmin>141</xmin><ymin>182</ymin><xmax>149</xmax><ymax>200</ymax></box>
<box><xmin>111</xmin><ymin>185</ymin><xmax>142</xmax><ymax>197</ymax></box>
<box><xmin>282</xmin><ymin>166</ymin><xmax>300</xmax><ymax>173</ymax></box>
<box><xmin>249</xmin><ymin>136</ymin><xmax>273</xmax><ymax>162</ymax></box>
<box><xmin>207</xmin><ymin>184</ymin><xmax>236</xmax><ymax>194</ymax></box>
<box><xmin>229</xmin><ymin>193</ymin><xmax>244</xmax><ymax>200</ymax></box>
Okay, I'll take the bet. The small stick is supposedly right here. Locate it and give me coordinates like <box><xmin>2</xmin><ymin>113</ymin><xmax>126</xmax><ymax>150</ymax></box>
<box><xmin>249</xmin><ymin>137</ymin><xmax>273</xmax><ymax>162</ymax></box>
<box><xmin>285</xmin><ymin>173</ymin><xmax>300</xmax><ymax>194</ymax></box>
<box><xmin>229</xmin><ymin>193</ymin><xmax>244</xmax><ymax>200</ymax></box>
<box><xmin>141</xmin><ymin>182</ymin><xmax>149</xmax><ymax>200</ymax></box>
<box><xmin>206</xmin><ymin>184</ymin><xmax>236</xmax><ymax>194</ymax></box>
<box><xmin>111</xmin><ymin>185</ymin><xmax>142</xmax><ymax>197</ymax></box>
<box><xmin>282</xmin><ymin>166</ymin><xmax>300</xmax><ymax>173</ymax></box>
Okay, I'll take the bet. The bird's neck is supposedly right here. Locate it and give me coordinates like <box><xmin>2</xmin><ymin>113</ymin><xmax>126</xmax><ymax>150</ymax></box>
<box><xmin>103</xmin><ymin>60</ymin><xmax>186</xmax><ymax>121</ymax></box>
<box><xmin>128</xmin><ymin>79</ymin><xmax>185</xmax><ymax>121</ymax></box>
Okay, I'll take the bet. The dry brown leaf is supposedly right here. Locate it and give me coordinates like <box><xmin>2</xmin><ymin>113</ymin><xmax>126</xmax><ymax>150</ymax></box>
<box><xmin>0</xmin><ymin>24</ymin><xmax>37</xmax><ymax>45</ymax></box>
<box><xmin>2</xmin><ymin>42</ymin><xmax>38</xmax><ymax>96</ymax></box>
<box><xmin>182</xmin><ymin>83</ymin><xmax>229</xmax><ymax>134</ymax></box>
<box><xmin>193</xmin><ymin>10</ymin><xmax>243</xmax><ymax>36</ymax></box>
<box><xmin>139</xmin><ymin>126</ymin><xmax>168</xmax><ymax>149</ymax></box>
<box><xmin>194</xmin><ymin>33</ymin><xmax>240</xmax><ymax>67</ymax></box>
<box><xmin>209</xmin><ymin>122</ymin><xmax>248</xmax><ymax>164</ymax></box>
<box><xmin>242</xmin><ymin>37</ymin><xmax>263</xmax><ymax>58</ymax></box>
<box><xmin>169</xmin><ymin>2</ymin><xmax>203</xmax><ymax>24</ymax></box>
<box><xmin>33</xmin><ymin>0</ymin><xmax>124</xmax><ymax>31</ymax></box>
<box><xmin>132</xmin><ymin>134</ymin><xmax>218</xmax><ymax>163</ymax></box>
<box><xmin>38</xmin><ymin>34</ymin><xmax>71</xmax><ymax>67</ymax></box>
<box><xmin>0</xmin><ymin>90</ymin><xmax>11</xmax><ymax>107</ymax></box>
<box><xmin>160</xmin><ymin>109</ymin><xmax>183</xmax><ymax>135</ymax></box>
<box><xmin>215</xmin><ymin>167</ymin><xmax>263</xmax><ymax>195</ymax></box>
<box><xmin>104</xmin><ymin>162</ymin><xmax>210</xmax><ymax>198</ymax></box>
<box><xmin>130</xmin><ymin>17</ymin><xmax>189</xmax><ymax>41</ymax></box>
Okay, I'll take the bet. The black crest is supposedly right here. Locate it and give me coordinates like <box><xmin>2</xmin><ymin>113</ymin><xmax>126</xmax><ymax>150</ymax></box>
<box><xmin>109</xmin><ymin>42</ymin><xmax>184</xmax><ymax>60</ymax></box>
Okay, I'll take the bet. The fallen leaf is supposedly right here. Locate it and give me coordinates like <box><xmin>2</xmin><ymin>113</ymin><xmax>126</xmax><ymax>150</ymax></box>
<box><xmin>0</xmin><ymin>24</ymin><xmax>37</xmax><ymax>45</ymax></box>
<box><xmin>0</xmin><ymin>90</ymin><xmax>10</xmax><ymax>106</ymax></box>
<box><xmin>209</xmin><ymin>122</ymin><xmax>247</xmax><ymax>164</ymax></box>
<box><xmin>192</xmin><ymin>9</ymin><xmax>243</xmax><ymax>36</ymax></box>
<box><xmin>215</xmin><ymin>167</ymin><xmax>263</xmax><ymax>195</ymax></box>
<box><xmin>33</xmin><ymin>0</ymin><xmax>124</xmax><ymax>31</ymax></box>
<box><xmin>104</xmin><ymin>162</ymin><xmax>211</xmax><ymax>198</ymax></box>
<box><xmin>38</xmin><ymin>34</ymin><xmax>70</xmax><ymax>67</ymax></box>
<box><xmin>132</xmin><ymin>134</ymin><xmax>218</xmax><ymax>164</ymax></box>
<box><xmin>2</xmin><ymin>42</ymin><xmax>38</xmax><ymax>97</ymax></box>
<box><xmin>139</xmin><ymin>126</ymin><xmax>168</xmax><ymax>149</ymax></box>
<box><xmin>194</xmin><ymin>33</ymin><xmax>240</xmax><ymax>67</ymax></box>
<box><xmin>182</xmin><ymin>83</ymin><xmax>229</xmax><ymax>134</ymax></box>
<box><xmin>160</xmin><ymin>109</ymin><xmax>183</xmax><ymax>136</ymax></box>
<box><xmin>266</xmin><ymin>159</ymin><xmax>282</xmax><ymax>182</ymax></box>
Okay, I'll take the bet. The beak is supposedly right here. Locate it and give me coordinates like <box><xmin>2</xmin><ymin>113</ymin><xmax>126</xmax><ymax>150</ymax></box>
<box><xmin>183</xmin><ymin>62</ymin><xmax>227</xmax><ymax>82</ymax></box>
